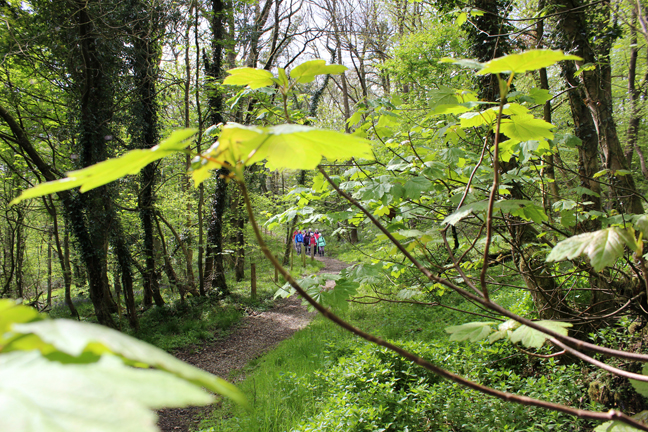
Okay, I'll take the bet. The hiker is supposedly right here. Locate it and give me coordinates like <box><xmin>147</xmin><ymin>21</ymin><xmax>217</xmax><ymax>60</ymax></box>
<box><xmin>309</xmin><ymin>232</ymin><xmax>317</xmax><ymax>255</ymax></box>
<box><xmin>303</xmin><ymin>230</ymin><xmax>311</xmax><ymax>255</ymax></box>
<box><xmin>313</xmin><ymin>229</ymin><xmax>320</xmax><ymax>255</ymax></box>
<box><xmin>317</xmin><ymin>233</ymin><xmax>326</xmax><ymax>257</ymax></box>
<box><xmin>295</xmin><ymin>230</ymin><xmax>303</xmax><ymax>254</ymax></box>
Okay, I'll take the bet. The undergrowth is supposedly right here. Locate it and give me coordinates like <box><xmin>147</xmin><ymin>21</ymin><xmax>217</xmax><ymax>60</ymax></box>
<box><xmin>199</xmin><ymin>287</ymin><xmax>605</xmax><ymax>432</ymax></box>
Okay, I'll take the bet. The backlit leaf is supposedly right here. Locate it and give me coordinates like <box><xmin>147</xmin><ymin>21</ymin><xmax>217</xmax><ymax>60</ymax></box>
<box><xmin>193</xmin><ymin>123</ymin><xmax>373</xmax><ymax>183</ymax></box>
<box><xmin>11</xmin><ymin>129</ymin><xmax>197</xmax><ymax>205</ymax></box>
<box><xmin>499</xmin><ymin>114</ymin><xmax>554</xmax><ymax>141</ymax></box>
<box><xmin>477</xmin><ymin>50</ymin><xmax>582</xmax><ymax>75</ymax></box>
<box><xmin>12</xmin><ymin>320</ymin><xmax>246</xmax><ymax>407</ymax></box>
<box><xmin>223</xmin><ymin>67</ymin><xmax>275</xmax><ymax>89</ymax></box>
<box><xmin>290</xmin><ymin>60</ymin><xmax>347</xmax><ymax>83</ymax></box>
<box><xmin>0</xmin><ymin>351</ymin><xmax>213</xmax><ymax>432</ymax></box>
<box><xmin>546</xmin><ymin>227</ymin><xmax>637</xmax><ymax>271</ymax></box>
<box><xmin>509</xmin><ymin>320</ymin><xmax>572</xmax><ymax>348</ymax></box>
<box><xmin>443</xmin><ymin>201</ymin><xmax>489</xmax><ymax>225</ymax></box>
<box><xmin>446</xmin><ymin>322</ymin><xmax>496</xmax><ymax>342</ymax></box>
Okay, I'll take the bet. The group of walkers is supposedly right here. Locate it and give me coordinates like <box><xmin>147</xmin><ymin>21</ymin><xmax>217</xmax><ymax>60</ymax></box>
<box><xmin>293</xmin><ymin>228</ymin><xmax>326</xmax><ymax>257</ymax></box>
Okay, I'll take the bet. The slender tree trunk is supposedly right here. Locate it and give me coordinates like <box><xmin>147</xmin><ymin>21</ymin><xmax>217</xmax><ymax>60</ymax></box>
<box><xmin>155</xmin><ymin>214</ymin><xmax>186</xmax><ymax>301</ymax></box>
<box><xmin>47</xmin><ymin>227</ymin><xmax>52</xmax><ymax>306</ymax></box>
<box><xmin>203</xmin><ymin>0</ymin><xmax>230</xmax><ymax>297</ymax></box>
<box><xmin>130</xmin><ymin>0</ymin><xmax>165</xmax><ymax>308</ymax></box>
<box><xmin>192</xmin><ymin>4</ymin><xmax>207</xmax><ymax>296</ymax></box>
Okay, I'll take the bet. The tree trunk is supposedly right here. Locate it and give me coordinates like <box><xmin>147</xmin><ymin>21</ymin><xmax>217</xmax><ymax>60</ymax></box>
<box><xmin>203</xmin><ymin>0</ymin><xmax>230</xmax><ymax>298</ymax></box>
<box><xmin>552</xmin><ymin>0</ymin><xmax>643</xmax><ymax>214</ymax></box>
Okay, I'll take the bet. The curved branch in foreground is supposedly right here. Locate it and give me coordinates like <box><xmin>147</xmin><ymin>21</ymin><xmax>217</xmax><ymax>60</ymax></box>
<box><xmin>239</xmin><ymin>179</ymin><xmax>648</xmax><ymax>432</ymax></box>
<box><xmin>317</xmin><ymin>165</ymin><xmax>648</xmax><ymax>364</ymax></box>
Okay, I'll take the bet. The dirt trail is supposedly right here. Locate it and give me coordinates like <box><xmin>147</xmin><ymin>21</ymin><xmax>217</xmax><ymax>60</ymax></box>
<box><xmin>157</xmin><ymin>254</ymin><xmax>349</xmax><ymax>432</ymax></box>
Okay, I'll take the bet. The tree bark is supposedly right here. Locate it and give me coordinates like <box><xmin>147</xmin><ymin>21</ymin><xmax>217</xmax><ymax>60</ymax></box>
<box><xmin>203</xmin><ymin>0</ymin><xmax>230</xmax><ymax>297</ymax></box>
<box><xmin>552</xmin><ymin>0</ymin><xmax>643</xmax><ymax>214</ymax></box>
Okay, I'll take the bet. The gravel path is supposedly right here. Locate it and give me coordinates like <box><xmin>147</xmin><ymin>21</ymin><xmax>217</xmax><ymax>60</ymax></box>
<box><xmin>157</xmin><ymin>255</ymin><xmax>349</xmax><ymax>432</ymax></box>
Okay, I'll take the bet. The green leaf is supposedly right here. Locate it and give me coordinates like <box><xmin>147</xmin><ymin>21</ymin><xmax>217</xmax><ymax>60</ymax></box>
<box><xmin>459</xmin><ymin>109</ymin><xmax>498</xmax><ymax>128</ymax></box>
<box><xmin>477</xmin><ymin>49</ymin><xmax>582</xmax><ymax>75</ymax></box>
<box><xmin>635</xmin><ymin>215</ymin><xmax>648</xmax><ymax>238</ymax></box>
<box><xmin>499</xmin><ymin>114</ymin><xmax>554</xmax><ymax>141</ymax></box>
<box><xmin>595</xmin><ymin>413</ymin><xmax>647</xmax><ymax>432</ymax></box>
<box><xmin>195</xmin><ymin>123</ymin><xmax>373</xmax><ymax>180</ymax></box>
<box><xmin>11</xmin><ymin>129</ymin><xmax>197</xmax><ymax>205</ymax></box>
<box><xmin>509</xmin><ymin>320</ymin><xmax>572</xmax><ymax>348</ymax></box>
<box><xmin>0</xmin><ymin>299</ymin><xmax>41</xmax><ymax>337</ymax></box>
<box><xmin>442</xmin><ymin>201</ymin><xmax>489</xmax><ymax>225</ymax></box>
<box><xmin>11</xmin><ymin>320</ymin><xmax>246</xmax><ymax>407</ymax></box>
<box><xmin>404</xmin><ymin>177</ymin><xmax>432</xmax><ymax>199</ymax></box>
<box><xmin>488</xmin><ymin>320</ymin><xmax>520</xmax><ymax>343</ymax></box>
<box><xmin>0</xmin><ymin>351</ymin><xmax>213</xmax><ymax>432</ymax></box>
<box><xmin>528</xmin><ymin>87</ymin><xmax>552</xmax><ymax>104</ymax></box>
<box><xmin>445</xmin><ymin>322</ymin><xmax>496</xmax><ymax>342</ymax></box>
<box><xmin>456</xmin><ymin>12</ymin><xmax>467</xmax><ymax>26</ymax></box>
<box><xmin>320</xmin><ymin>278</ymin><xmax>359</xmax><ymax>311</ymax></box>
<box><xmin>546</xmin><ymin>227</ymin><xmax>637</xmax><ymax>272</ymax></box>
<box><xmin>290</xmin><ymin>60</ymin><xmax>347</xmax><ymax>84</ymax></box>
<box><xmin>630</xmin><ymin>365</ymin><xmax>648</xmax><ymax>397</ymax></box>
<box><xmin>223</xmin><ymin>67</ymin><xmax>275</xmax><ymax>89</ymax></box>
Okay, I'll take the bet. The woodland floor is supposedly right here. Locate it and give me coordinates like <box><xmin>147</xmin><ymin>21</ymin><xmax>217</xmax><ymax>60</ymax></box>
<box><xmin>157</xmin><ymin>254</ymin><xmax>349</xmax><ymax>432</ymax></box>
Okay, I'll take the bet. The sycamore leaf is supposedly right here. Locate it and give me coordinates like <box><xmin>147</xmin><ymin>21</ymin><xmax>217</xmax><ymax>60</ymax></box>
<box><xmin>223</xmin><ymin>67</ymin><xmax>275</xmax><ymax>89</ymax></box>
<box><xmin>456</xmin><ymin>12</ymin><xmax>467</xmax><ymax>26</ymax></box>
<box><xmin>397</xmin><ymin>288</ymin><xmax>421</xmax><ymax>299</ymax></box>
<box><xmin>442</xmin><ymin>201</ymin><xmax>489</xmax><ymax>225</ymax></box>
<box><xmin>574</xmin><ymin>63</ymin><xmax>597</xmax><ymax>78</ymax></box>
<box><xmin>192</xmin><ymin>123</ymin><xmax>373</xmax><ymax>184</ymax></box>
<box><xmin>320</xmin><ymin>278</ymin><xmax>359</xmax><ymax>311</ymax></box>
<box><xmin>635</xmin><ymin>215</ymin><xmax>648</xmax><ymax>239</ymax></box>
<box><xmin>595</xmin><ymin>411</ymin><xmax>648</xmax><ymax>432</ymax></box>
<box><xmin>290</xmin><ymin>60</ymin><xmax>347</xmax><ymax>83</ymax></box>
<box><xmin>11</xmin><ymin>129</ymin><xmax>197</xmax><ymax>205</ymax></box>
<box><xmin>488</xmin><ymin>320</ymin><xmax>521</xmax><ymax>343</ymax></box>
<box><xmin>546</xmin><ymin>227</ymin><xmax>637</xmax><ymax>271</ymax></box>
<box><xmin>477</xmin><ymin>50</ymin><xmax>582</xmax><ymax>75</ymax></box>
<box><xmin>404</xmin><ymin>177</ymin><xmax>432</xmax><ymax>199</ymax></box>
<box><xmin>429</xmin><ymin>86</ymin><xmax>459</xmax><ymax>109</ymax></box>
<box><xmin>0</xmin><ymin>299</ymin><xmax>41</xmax><ymax>337</ymax></box>
<box><xmin>529</xmin><ymin>88</ymin><xmax>552</xmax><ymax>104</ymax></box>
<box><xmin>499</xmin><ymin>114</ymin><xmax>554</xmax><ymax>141</ymax></box>
<box><xmin>0</xmin><ymin>351</ymin><xmax>213</xmax><ymax>432</ymax></box>
<box><xmin>509</xmin><ymin>320</ymin><xmax>572</xmax><ymax>348</ymax></box>
<box><xmin>459</xmin><ymin>109</ymin><xmax>498</xmax><ymax>128</ymax></box>
<box><xmin>446</xmin><ymin>322</ymin><xmax>496</xmax><ymax>342</ymax></box>
<box><xmin>11</xmin><ymin>320</ymin><xmax>246</xmax><ymax>407</ymax></box>
<box><xmin>630</xmin><ymin>365</ymin><xmax>648</xmax><ymax>397</ymax></box>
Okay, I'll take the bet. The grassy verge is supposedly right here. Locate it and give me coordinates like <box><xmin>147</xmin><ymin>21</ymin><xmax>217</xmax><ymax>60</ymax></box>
<box><xmin>198</xmin><ymin>287</ymin><xmax>604</xmax><ymax>432</ymax></box>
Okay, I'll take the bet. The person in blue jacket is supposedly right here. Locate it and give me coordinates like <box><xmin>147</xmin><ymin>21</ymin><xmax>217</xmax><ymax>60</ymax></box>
<box><xmin>295</xmin><ymin>230</ymin><xmax>303</xmax><ymax>254</ymax></box>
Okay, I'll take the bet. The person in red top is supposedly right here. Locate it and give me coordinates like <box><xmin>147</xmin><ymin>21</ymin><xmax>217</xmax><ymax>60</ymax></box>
<box><xmin>309</xmin><ymin>232</ymin><xmax>317</xmax><ymax>254</ymax></box>
<box><xmin>313</xmin><ymin>229</ymin><xmax>320</xmax><ymax>255</ymax></box>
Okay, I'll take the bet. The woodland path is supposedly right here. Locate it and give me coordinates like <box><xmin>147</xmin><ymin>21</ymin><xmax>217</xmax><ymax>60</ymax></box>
<box><xmin>157</xmin><ymin>254</ymin><xmax>349</xmax><ymax>432</ymax></box>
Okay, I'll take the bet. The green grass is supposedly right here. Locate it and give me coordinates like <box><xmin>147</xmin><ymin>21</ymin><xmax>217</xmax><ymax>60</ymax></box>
<box><xmin>198</xmin><ymin>287</ymin><xmax>602</xmax><ymax>432</ymax></box>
